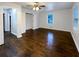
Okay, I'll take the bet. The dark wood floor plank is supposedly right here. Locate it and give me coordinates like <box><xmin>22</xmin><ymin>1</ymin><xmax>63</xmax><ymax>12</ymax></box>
<box><xmin>0</xmin><ymin>28</ymin><xmax>78</xmax><ymax>57</ymax></box>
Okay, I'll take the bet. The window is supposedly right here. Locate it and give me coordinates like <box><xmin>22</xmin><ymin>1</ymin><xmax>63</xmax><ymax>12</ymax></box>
<box><xmin>48</xmin><ymin>14</ymin><xmax>54</xmax><ymax>25</ymax></box>
<box><xmin>73</xmin><ymin>5</ymin><xmax>78</xmax><ymax>31</ymax></box>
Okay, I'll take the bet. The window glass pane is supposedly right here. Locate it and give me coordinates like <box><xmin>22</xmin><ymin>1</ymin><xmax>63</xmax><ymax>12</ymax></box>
<box><xmin>74</xmin><ymin>6</ymin><xmax>78</xmax><ymax>18</ymax></box>
<box><xmin>48</xmin><ymin>14</ymin><xmax>53</xmax><ymax>24</ymax></box>
<box><xmin>73</xmin><ymin>5</ymin><xmax>78</xmax><ymax>31</ymax></box>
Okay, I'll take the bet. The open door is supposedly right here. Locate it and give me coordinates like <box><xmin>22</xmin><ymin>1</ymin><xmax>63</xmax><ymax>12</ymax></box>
<box><xmin>3</xmin><ymin>13</ymin><xmax>5</xmax><ymax>32</ymax></box>
<box><xmin>9</xmin><ymin>15</ymin><xmax>11</xmax><ymax>32</ymax></box>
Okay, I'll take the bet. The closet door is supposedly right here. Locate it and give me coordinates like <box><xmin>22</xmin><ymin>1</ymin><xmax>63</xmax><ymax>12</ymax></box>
<box><xmin>26</xmin><ymin>13</ymin><xmax>33</xmax><ymax>30</ymax></box>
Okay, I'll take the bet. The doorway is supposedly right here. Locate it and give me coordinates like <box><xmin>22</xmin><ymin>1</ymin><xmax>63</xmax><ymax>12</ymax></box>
<box><xmin>9</xmin><ymin>15</ymin><xmax>11</xmax><ymax>32</ymax></box>
<box><xmin>3</xmin><ymin>8</ymin><xmax>12</xmax><ymax>33</ymax></box>
<box><xmin>3</xmin><ymin>13</ymin><xmax>5</xmax><ymax>32</ymax></box>
<box><xmin>3</xmin><ymin>8</ymin><xmax>13</xmax><ymax>44</ymax></box>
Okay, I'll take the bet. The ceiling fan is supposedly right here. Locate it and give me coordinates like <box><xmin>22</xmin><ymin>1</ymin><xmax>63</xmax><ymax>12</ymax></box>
<box><xmin>31</xmin><ymin>2</ymin><xmax>46</xmax><ymax>11</ymax></box>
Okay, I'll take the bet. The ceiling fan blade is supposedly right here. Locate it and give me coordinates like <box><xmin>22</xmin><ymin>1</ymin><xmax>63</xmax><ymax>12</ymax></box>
<box><xmin>39</xmin><ymin>7</ymin><xmax>41</xmax><ymax>9</ymax></box>
<box><xmin>40</xmin><ymin>5</ymin><xmax>45</xmax><ymax>7</ymax></box>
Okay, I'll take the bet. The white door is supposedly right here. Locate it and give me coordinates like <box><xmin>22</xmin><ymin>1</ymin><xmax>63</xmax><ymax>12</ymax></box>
<box><xmin>26</xmin><ymin>13</ymin><xmax>33</xmax><ymax>30</ymax></box>
<box><xmin>0</xmin><ymin>10</ymin><xmax>4</xmax><ymax>45</ymax></box>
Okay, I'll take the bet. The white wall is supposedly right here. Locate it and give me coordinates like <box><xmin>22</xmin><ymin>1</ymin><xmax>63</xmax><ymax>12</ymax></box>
<box><xmin>0</xmin><ymin>8</ymin><xmax>4</xmax><ymax>45</ymax></box>
<box><xmin>11</xmin><ymin>9</ymin><xmax>17</xmax><ymax>36</ymax></box>
<box><xmin>71</xmin><ymin>3</ymin><xmax>79</xmax><ymax>52</ymax></box>
<box><xmin>39</xmin><ymin>8</ymin><xmax>72</xmax><ymax>32</ymax></box>
<box><xmin>21</xmin><ymin>11</ymin><xmax>26</xmax><ymax>33</ymax></box>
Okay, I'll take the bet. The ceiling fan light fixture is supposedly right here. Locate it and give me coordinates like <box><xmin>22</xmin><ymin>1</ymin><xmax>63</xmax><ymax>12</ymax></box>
<box><xmin>33</xmin><ymin>7</ymin><xmax>36</xmax><ymax>10</ymax></box>
<box><xmin>33</xmin><ymin>7</ymin><xmax>39</xmax><ymax>11</ymax></box>
<box><xmin>36</xmin><ymin>7</ymin><xmax>39</xmax><ymax>11</ymax></box>
<box><xmin>33</xmin><ymin>2</ymin><xmax>40</xmax><ymax>11</ymax></box>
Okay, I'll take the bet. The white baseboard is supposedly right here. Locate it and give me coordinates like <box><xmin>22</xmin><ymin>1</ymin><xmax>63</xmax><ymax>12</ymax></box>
<box><xmin>11</xmin><ymin>32</ymin><xmax>22</xmax><ymax>38</ymax></box>
<box><xmin>40</xmin><ymin>27</ymin><xmax>70</xmax><ymax>32</ymax></box>
<box><xmin>22</xmin><ymin>30</ymin><xmax>26</xmax><ymax>34</ymax></box>
<box><xmin>0</xmin><ymin>41</ymin><xmax>4</xmax><ymax>45</ymax></box>
<box><xmin>71</xmin><ymin>32</ymin><xmax>79</xmax><ymax>52</ymax></box>
<box><xmin>17</xmin><ymin>34</ymin><xmax>22</xmax><ymax>38</ymax></box>
<box><xmin>11</xmin><ymin>32</ymin><xmax>17</xmax><ymax>36</ymax></box>
<box><xmin>32</xmin><ymin>27</ymin><xmax>39</xmax><ymax>30</ymax></box>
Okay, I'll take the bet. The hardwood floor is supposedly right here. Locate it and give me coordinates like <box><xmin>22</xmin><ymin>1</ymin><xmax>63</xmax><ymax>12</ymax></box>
<box><xmin>0</xmin><ymin>28</ymin><xmax>79</xmax><ymax>57</ymax></box>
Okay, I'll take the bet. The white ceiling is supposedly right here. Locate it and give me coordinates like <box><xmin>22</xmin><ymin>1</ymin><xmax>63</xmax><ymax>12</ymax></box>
<box><xmin>16</xmin><ymin>2</ymin><xmax>73</xmax><ymax>11</ymax></box>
